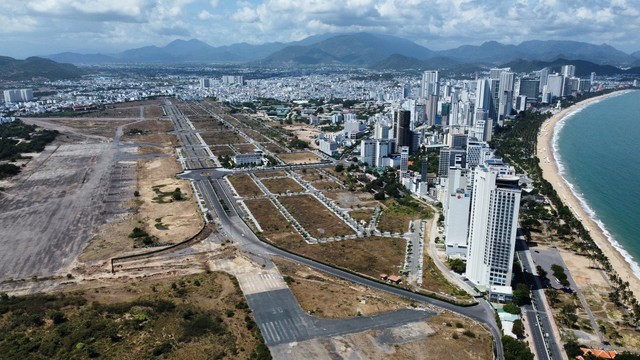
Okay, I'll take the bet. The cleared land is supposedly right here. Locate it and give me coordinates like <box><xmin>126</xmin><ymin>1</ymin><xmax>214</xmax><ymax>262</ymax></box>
<box><xmin>201</xmin><ymin>131</ymin><xmax>244</xmax><ymax>145</ymax></box>
<box><xmin>274</xmin><ymin>258</ymin><xmax>412</xmax><ymax>318</ymax></box>
<box><xmin>276</xmin><ymin>152</ymin><xmax>322</xmax><ymax>165</ymax></box>
<box><xmin>227</xmin><ymin>174</ymin><xmax>263</xmax><ymax>197</ymax></box>
<box><xmin>260</xmin><ymin>177</ymin><xmax>305</xmax><ymax>194</ymax></box>
<box><xmin>0</xmin><ymin>272</ymin><xmax>268</xmax><ymax>359</ymax></box>
<box><xmin>349</xmin><ymin>209</ymin><xmax>375</xmax><ymax>223</ymax></box>
<box><xmin>311</xmin><ymin>180</ymin><xmax>342</xmax><ymax>191</ymax></box>
<box><xmin>325</xmin><ymin>190</ymin><xmax>378</xmax><ymax>209</ymax></box>
<box><xmin>295</xmin><ymin>168</ymin><xmax>323</xmax><ymax>182</ymax></box>
<box><xmin>121</xmin><ymin>119</ymin><xmax>177</xmax><ymax>147</ymax></box>
<box><xmin>255</xmin><ymin>170</ymin><xmax>286</xmax><ymax>179</ymax></box>
<box><xmin>233</xmin><ymin>143</ymin><xmax>259</xmax><ymax>153</ymax></box>
<box><xmin>378</xmin><ymin>199</ymin><xmax>433</xmax><ymax>234</ymax></box>
<box><xmin>210</xmin><ymin>145</ymin><xmax>235</xmax><ymax>157</ymax></box>
<box><xmin>279</xmin><ymin>195</ymin><xmax>354</xmax><ymax>238</ymax></box>
<box><xmin>244</xmin><ymin>198</ymin><xmax>303</xmax><ymax>245</ymax></box>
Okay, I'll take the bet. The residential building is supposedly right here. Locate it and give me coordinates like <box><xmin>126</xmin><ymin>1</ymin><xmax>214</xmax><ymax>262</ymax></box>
<box><xmin>466</xmin><ymin>167</ymin><xmax>521</xmax><ymax>290</ymax></box>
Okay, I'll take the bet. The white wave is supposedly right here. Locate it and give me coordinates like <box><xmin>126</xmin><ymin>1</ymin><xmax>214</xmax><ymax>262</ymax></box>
<box><xmin>552</xmin><ymin>90</ymin><xmax>640</xmax><ymax>279</ymax></box>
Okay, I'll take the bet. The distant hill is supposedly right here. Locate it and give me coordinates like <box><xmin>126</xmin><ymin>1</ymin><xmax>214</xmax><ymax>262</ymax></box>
<box><xmin>370</xmin><ymin>54</ymin><xmax>425</xmax><ymax>70</ymax></box>
<box><xmin>500</xmin><ymin>58</ymin><xmax>640</xmax><ymax>76</ymax></box>
<box><xmin>370</xmin><ymin>54</ymin><xmax>482</xmax><ymax>75</ymax></box>
<box><xmin>438</xmin><ymin>40</ymin><xmax>636</xmax><ymax>66</ymax></box>
<box><xmin>262</xmin><ymin>33</ymin><xmax>434</xmax><ymax>66</ymax></box>
<box><xmin>0</xmin><ymin>56</ymin><xmax>84</xmax><ymax>80</ymax></box>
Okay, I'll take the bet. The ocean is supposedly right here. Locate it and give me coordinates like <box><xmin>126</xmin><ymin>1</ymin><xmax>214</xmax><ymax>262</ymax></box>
<box><xmin>554</xmin><ymin>90</ymin><xmax>640</xmax><ymax>277</ymax></box>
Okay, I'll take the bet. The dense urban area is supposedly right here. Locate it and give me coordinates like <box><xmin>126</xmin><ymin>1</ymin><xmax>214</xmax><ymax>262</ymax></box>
<box><xmin>1</xmin><ymin>56</ymin><xmax>640</xmax><ymax>360</ymax></box>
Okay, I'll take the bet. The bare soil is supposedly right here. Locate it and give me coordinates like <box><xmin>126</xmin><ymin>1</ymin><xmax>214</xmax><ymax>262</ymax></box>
<box><xmin>260</xmin><ymin>177</ymin><xmax>305</xmax><ymax>194</ymax></box>
<box><xmin>227</xmin><ymin>174</ymin><xmax>263</xmax><ymax>197</ymax></box>
<box><xmin>279</xmin><ymin>195</ymin><xmax>354</xmax><ymax>238</ymax></box>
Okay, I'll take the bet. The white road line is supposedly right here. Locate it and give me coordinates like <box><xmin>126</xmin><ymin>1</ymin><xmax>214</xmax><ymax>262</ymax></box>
<box><xmin>266</xmin><ymin>322</ymin><xmax>280</xmax><ymax>342</ymax></box>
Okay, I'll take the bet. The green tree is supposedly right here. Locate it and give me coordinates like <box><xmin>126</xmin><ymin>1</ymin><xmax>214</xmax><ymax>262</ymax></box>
<box><xmin>512</xmin><ymin>319</ymin><xmax>524</xmax><ymax>339</ymax></box>
<box><xmin>512</xmin><ymin>283</ymin><xmax>531</xmax><ymax>305</ymax></box>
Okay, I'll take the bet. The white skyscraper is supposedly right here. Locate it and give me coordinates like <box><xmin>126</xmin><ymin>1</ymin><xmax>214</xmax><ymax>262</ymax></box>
<box><xmin>498</xmin><ymin>71</ymin><xmax>515</xmax><ymax>120</ymax></box>
<box><xmin>360</xmin><ymin>139</ymin><xmax>376</xmax><ymax>166</ymax></box>
<box><xmin>475</xmin><ymin>79</ymin><xmax>491</xmax><ymax>113</ymax></box>
<box><xmin>400</xmin><ymin>146</ymin><xmax>409</xmax><ymax>177</ymax></box>
<box><xmin>466</xmin><ymin>167</ymin><xmax>521</xmax><ymax>291</ymax></box>
<box><xmin>422</xmin><ymin>70</ymin><xmax>440</xmax><ymax>98</ymax></box>
<box><xmin>444</xmin><ymin>168</ymin><xmax>471</xmax><ymax>256</ymax></box>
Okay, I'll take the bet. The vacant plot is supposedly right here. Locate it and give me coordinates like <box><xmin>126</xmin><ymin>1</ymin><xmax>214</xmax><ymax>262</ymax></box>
<box><xmin>349</xmin><ymin>209</ymin><xmax>375</xmax><ymax>223</ymax></box>
<box><xmin>279</xmin><ymin>195</ymin><xmax>354</xmax><ymax>238</ymax></box>
<box><xmin>191</xmin><ymin>117</ymin><xmax>228</xmax><ymax>131</ymax></box>
<box><xmin>312</xmin><ymin>180</ymin><xmax>342</xmax><ymax>191</ymax></box>
<box><xmin>243</xmin><ymin>128</ymin><xmax>269</xmax><ymax>142</ymax></box>
<box><xmin>277</xmin><ymin>151</ymin><xmax>323</xmax><ymax>165</ymax></box>
<box><xmin>296</xmin><ymin>168</ymin><xmax>323</xmax><ymax>182</ymax></box>
<box><xmin>261</xmin><ymin>177</ymin><xmax>305</xmax><ymax>194</ymax></box>
<box><xmin>227</xmin><ymin>174</ymin><xmax>263</xmax><ymax>197</ymax></box>
<box><xmin>244</xmin><ymin>198</ymin><xmax>304</xmax><ymax>245</ymax></box>
<box><xmin>233</xmin><ymin>143</ymin><xmax>259</xmax><ymax>153</ymax></box>
<box><xmin>378</xmin><ymin>198</ymin><xmax>433</xmax><ymax>234</ymax></box>
<box><xmin>262</xmin><ymin>142</ymin><xmax>285</xmax><ymax>154</ymax></box>
<box><xmin>201</xmin><ymin>131</ymin><xmax>244</xmax><ymax>145</ymax></box>
<box><xmin>210</xmin><ymin>145</ymin><xmax>235</xmax><ymax>157</ymax></box>
<box><xmin>300</xmin><ymin>237</ymin><xmax>405</xmax><ymax>278</ymax></box>
<box><xmin>275</xmin><ymin>258</ymin><xmax>412</xmax><ymax>319</ymax></box>
<box><xmin>121</xmin><ymin>119</ymin><xmax>177</xmax><ymax>148</ymax></box>
<box><xmin>0</xmin><ymin>272</ymin><xmax>268</xmax><ymax>359</ymax></box>
<box><xmin>325</xmin><ymin>190</ymin><xmax>378</xmax><ymax>209</ymax></box>
<box><xmin>255</xmin><ymin>170</ymin><xmax>286</xmax><ymax>179</ymax></box>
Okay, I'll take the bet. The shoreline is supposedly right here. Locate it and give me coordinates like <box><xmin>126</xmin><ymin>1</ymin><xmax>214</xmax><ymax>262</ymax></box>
<box><xmin>537</xmin><ymin>89</ymin><xmax>640</xmax><ymax>298</ymax></box>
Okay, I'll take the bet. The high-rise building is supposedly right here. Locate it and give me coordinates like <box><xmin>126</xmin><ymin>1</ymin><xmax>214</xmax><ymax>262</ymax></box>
<box><xmin>3</xmin><ymin>89</ymin><xmax>33</xmax><ymax>104</ymax></box>
<box><xmin>393</xmin><ymin>110</ymin><xmax>413</xmax><ymax>152</ymax></box>
<box><xmin>374</xmin><ymin>123</ymin><xmax>390</xmax><ymax>140</ymax></box>
<box><xmin>422</xmin><ymin>70</ymin><xmax>440</xmax><ymax>98</ymax></box>
<box><xmin>466</xmin><ymin>167</ymin><xmax>521</xmax><ymax>290</ymax></box>
<box><xmin>199</xmin><ymin>78</ymin><xmax>211</xmax><ymax>88</ymax></box>
<box><xmin>426</xmin><ymin>94</ymin><xmax>438</xmax><ymax>125</ymax></box>
<box><xmin>562</xmin><ymin>65</ymin><xmax>576</xmax><ymax>78</ymax></box>
<box><xmin>444</xmin><ymin>168</ymin><xmax>471</xmax><ymax>256</ymax></box>
<box><xmin>438</xmin><ymin>148</ymin><xmax>467</xmax><ymax>178</ymax></box>
<box><xmin>400</xmin><ymin>146</ymin><xmax>409</xmax><ymax>177</ymax></box>
<box><xmin>546</xmin><ymin>74</ymin><xmax>564</xmax><ymax>98</ymax></box>
<box><xmin>475</xmin><ymin>79</ymin><xmax>491</xmax><ymax>112</ymax></box>
<box><xmin>498</xmin><ymin>71</ymin><xmax>515</xmax><ymax>120</ymax></box>
<box><xmin>518</xmin><ymin>78</ymin><xmax>539</xmax><ymax>99</ymax></box>
<box><xmin>403</xmin><ymin>82</ymin><xmax>411</xmax><ymax>99</ymax></box>
<box><xmin>538</xmin><ymin>68</ymin><xmax>549</xmax><ymax>93</ymax></box>
<box><xmin>360</xmin><ymin>139</ymin><xmax>376</xmax><ymax>166</ymax></box>
<box><xmin>590</xmin><ymin>72</ymin><xmax>596</xmax><ymax>84</ymax></box>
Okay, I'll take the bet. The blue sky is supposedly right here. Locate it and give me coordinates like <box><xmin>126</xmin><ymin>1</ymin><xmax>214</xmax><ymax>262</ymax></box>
<box><xmin>1</xmin><ymin>0</ymin><xmax>639</xmax><ymax>58</ymax></box>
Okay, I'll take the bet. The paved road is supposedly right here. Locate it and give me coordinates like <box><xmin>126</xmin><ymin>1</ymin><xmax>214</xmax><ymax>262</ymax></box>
<box><xmin>517</xmin><ymin>240</ymin><xmax>566</xmax><ymax>360</ymax></box>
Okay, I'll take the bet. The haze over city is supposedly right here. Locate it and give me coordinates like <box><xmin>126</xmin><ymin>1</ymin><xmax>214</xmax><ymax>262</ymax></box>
<box><xmin>2</xmin><ymin>0</ymin><xmax>640</xmax><ymax>58</ymax></box>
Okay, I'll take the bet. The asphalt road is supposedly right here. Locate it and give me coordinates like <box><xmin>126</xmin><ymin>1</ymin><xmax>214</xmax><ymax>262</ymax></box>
<box><xmin>517</xmin><ymin>240</ymin><xmax>565</xmax><ymax>360</ymax></box>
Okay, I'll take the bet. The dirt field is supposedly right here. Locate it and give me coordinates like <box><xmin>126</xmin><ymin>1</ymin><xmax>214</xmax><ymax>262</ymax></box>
<box><xmin>227</xmin><ymin>174</ymin><xmax>263</xmax><ymax>197</ymax></box>
<box><xmin>295</xmin><ymin>168</ymin><xmax>323</xmax><ymax>182</ymax></box>
<box><xmin>279</xmin><ymin>195</ymin><xmax>354</xmax><ymax>238</ymax></box>
<box><xmin>210</xmin><ymin>145</ymin><xmax>236</xmax><ymax>157</ymax></box>
<box><xmin>200</xmin><ymin>131</ymin><xmax>244</xmax><ymax>145</ymax></box>
<box><xmin>233</xmin><ymin>143</ymin><xmax>259</xmax><ymax>153</ymax></box>
<box><xmin>255</xmin><ymin>170</ymin><xmax>286</xmax><ymax>179</ymax></box>
<box><xmin>325</xmin><ymin>190</ymin><xmax>379</xmax><ymax>209</ymax></box>
<box><xmin>274</xmin><ymin>258</ymin><xmax>413</xmax><ymax>318</ymax></box>
<box><xmin>0</xmin><ymin>271</ymin><xmax>268</xmax><ymax>359</ymax></box>
<box><xmin>81</xmin><ymin>99</ymin><xmax>163</xmax><ymax>119</ymax></box>
<box><xmin>121</xmin><ymin>119</ymin><xmax>177</xmax><ymax>147</ymax></box>
<box><xmin>260</xmin><ymin>177</ymin><xmax>305</xmax><ymax>194</ymax></box>
<box><xmin>277</xmin><ymin>152</ymin><xmax>323</xmax><ymax>165</ymax></box>
<box><xmin>53</xmin><ymin>119</ymin><xmax>131</xmax><ymax>138</ymax></box>
<box><xmin>80</xmin><ymin>155</ymin><xmax>203</xmax><ymax>262</ymax></box>
<box><xmin>244</xmin><ymin>198</ymin><xmax>303</xmax><ymax>245</ymax></box>
<box><xmin>312</xmin><ymin>180</ymin><xmax>342</xmax><ymax>191</ymax></box>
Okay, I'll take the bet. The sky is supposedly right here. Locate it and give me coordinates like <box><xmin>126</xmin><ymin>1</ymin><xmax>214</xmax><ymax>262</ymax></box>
<box><xmin>1</xmin><ymin>0</ymin><xmax>639</xmax><ymax>58</ymax></box>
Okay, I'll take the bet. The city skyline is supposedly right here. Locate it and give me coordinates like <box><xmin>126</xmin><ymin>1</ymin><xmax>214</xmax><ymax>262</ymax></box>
<box><xmin>1</xmin><ymin>0</ymin><xmax>640</xmax><ymax>59</ymax></box>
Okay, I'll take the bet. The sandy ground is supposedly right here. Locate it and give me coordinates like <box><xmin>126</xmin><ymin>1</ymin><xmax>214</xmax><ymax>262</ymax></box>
<box><xmin>537</xmin><ymin>90</ymin><xmax>640</xmax><ymax>298</ymax></box>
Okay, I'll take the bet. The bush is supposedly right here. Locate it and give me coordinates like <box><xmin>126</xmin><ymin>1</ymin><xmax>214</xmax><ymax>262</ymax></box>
<box><xmin>152</xmin><ymin>341</ymin><xmax>173</xmax><ymax>357</ymax></box>
<box><xmin>503</xmin><ymin>303</ymin><xmax>521</xmax><ymax>315</ymax></box>
<box><xmin>512</xmin><ymin>319</ymin><xmax>524</xmax><ymax>339</ymax></box>
<box><xmin>462</xmin><ymin>330</ymin><xmax>476</xmax><ymax>338</ymax></box>
<box><xmin>181</xmin><ymin>313</ymin><xmax>226</xmax><ymax>341</ymax></box>
<box><xmin>448</xmin><ymin>258</ymin><xmax>466</xmax><ymax>274</ymax></box>
<box><xmin>48</xmin><ymin>310</ymin><xmax>66</xmax><ymax>324</ymax></box>
<box><xmin>455</xmin><ymin>321</ymin><xmax>464</xmax><ymax>328</ymax></box>
<box><xmin>129</xmin><ymin>227</ymin><xmax>148</xmax><ymax>238</ymax></box>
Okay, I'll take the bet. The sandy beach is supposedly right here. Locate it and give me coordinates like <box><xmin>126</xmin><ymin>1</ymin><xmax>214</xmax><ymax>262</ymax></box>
<box><xmin>537</xmin><ymin>90</ymin><xmax>640</xmax><ymax>298</ymax></box>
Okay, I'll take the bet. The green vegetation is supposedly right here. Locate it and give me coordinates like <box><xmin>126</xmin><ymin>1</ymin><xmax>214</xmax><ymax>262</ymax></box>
<box><xmin>151</xmin><ymin>185</ymin><xmax>187</xmax><ymax>203</ymax></box>
<box><xmin>0</xmin><ymin>272</ymin><xmax>269</xmax><ymax>359</ymax></box>
<box><xmin>128</xmin><ymin>227</ymin><xmax>159</xmax><ymax>246</ymax></box>
<box><xmin>447</xmin><ymin>258</ymin><xmax>466</xmax><ymax>274</ymax></box>
<box><xmin>512</xmin><ymin>319</ymin><xmax>524</xmax><ymax>339</ymax></box>
<box><xmin>0</xmin><ymin>120</ymin><xmax>59</xmax><ymax>178</ymax></box>
<box><xmin>320</xmin><ymin>124</ymin><xmax>343</xmax><ymax>132</ymax></box>
<box><xmin>502</xmin><ymin>336</ymin><xmax>534</xmax><ymax>360</ymax></box>
<box><xmin>551</xmin><ymin>264</ymin><xmax>570</xmax><ymax>287</ymax></box>
<box><xmin>0</xmin><ymin>163</ymin><xmax>21</xmax><ymax>180</ymax></box>
<box><xmin>512</xmin><ymin>283</ymin><xmax>531</xmax><ymax>306</ymax></box>
<box><xmin>503</xmin><ymin>303</ymin><xmax>521</xmax><ymax>315</ymax></box>
<box><xmin>288</xmin><ymin>139</ymin><xmax>309</xmax><ymax>149</ymax></box>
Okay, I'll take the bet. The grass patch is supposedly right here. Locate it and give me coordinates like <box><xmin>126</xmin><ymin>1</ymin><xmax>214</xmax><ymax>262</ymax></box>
<box><xmin>279</xmin><ymin>195</ymin><xmax>354</xmax><ymax>238</ymax></box>
<box><xmin>378</xmin><ymin>198</ymin><xmax>433</xmax><ymax>234</ymax></box>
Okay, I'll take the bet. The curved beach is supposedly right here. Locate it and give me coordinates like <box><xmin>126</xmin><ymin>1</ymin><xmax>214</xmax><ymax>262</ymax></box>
<box><xmin>537</xmin><ymin>90</ymin><xmax>640</xmax><ymax>298</ymax></box>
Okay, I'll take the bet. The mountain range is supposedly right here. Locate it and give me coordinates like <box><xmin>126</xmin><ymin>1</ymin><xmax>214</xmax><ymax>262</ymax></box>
<box><xmin>43</xmin><ymin>33</ymin><xmax>640</xmax><ymax>70</ymax></box>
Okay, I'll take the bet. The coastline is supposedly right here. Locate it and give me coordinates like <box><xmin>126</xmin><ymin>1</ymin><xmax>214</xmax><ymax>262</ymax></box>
<box><xmin>537</xmin><ymin>89</ymin><xmax>640</xmax><ymax>298</ymax></box>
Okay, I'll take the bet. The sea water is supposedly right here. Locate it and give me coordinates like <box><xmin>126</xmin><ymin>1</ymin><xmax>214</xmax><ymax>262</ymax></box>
<box><xmin>554</xmin><ymin>90</ymin><xmax>640</xmax><ymax>278</ymax></box>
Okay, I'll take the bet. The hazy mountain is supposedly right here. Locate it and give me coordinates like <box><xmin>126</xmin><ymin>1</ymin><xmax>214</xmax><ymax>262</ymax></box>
<box><xmin>370</xmin><ymin>54</ymin><xmax>425</xmax><ymax>70</ymax></box>
<box><xmin>0</xmin><ymin>56</ymin><xmax>84</xmax><ymax>80</ymax></box>
<box><xmin>263</xmin><ymin>33</ymin><xmax>434</xmax><ymax>66</ymax></box>
<box><xmin>631</xmin><ymin>50</ymin><xmax>640</xmax><ymax>59</ymax></box>
<box><xmin>43</xmin><ymin>33</ymin><xmax>639</xmax><ymax>67</ymax></box>
<box><xmin>500</xmin><ymin>58</ymin><xmax>640</xmax><ymax>76</ymax></box>
<box><xmin>440</xmin><ymin>40</ymin><xmax>635</xmax><ymax>65</ymax></box>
